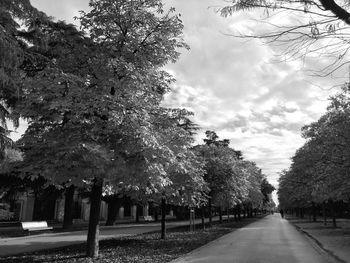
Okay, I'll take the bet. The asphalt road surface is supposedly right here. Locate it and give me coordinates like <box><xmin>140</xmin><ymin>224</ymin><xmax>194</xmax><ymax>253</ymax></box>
<box><xmin>172</xmin><ymin>214</ymin><xmax>333</xmax><ymax>263</ymax></box>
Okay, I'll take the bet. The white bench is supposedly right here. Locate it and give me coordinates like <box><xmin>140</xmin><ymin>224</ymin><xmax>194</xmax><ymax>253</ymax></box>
<box><xmin>143</xmin><ymin>216</ymin><xmax>154</xmax><ymax>222</ymax></box>
<box><xmin>21</xmin><ymin>221</ymin><xmax>53</xmax><ymax>233</ymax></box>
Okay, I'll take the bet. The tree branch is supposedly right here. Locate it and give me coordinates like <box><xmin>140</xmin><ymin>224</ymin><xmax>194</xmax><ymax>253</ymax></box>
<box><xmin>319</xmin><ymin>0</ymin><xmax>350</xmax><ymax>24</ymax></box>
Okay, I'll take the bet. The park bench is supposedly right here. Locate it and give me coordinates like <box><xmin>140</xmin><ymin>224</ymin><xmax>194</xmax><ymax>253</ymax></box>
<box><xmin>21</xmin><ymin>221</ymin><xmax>53</xmax><ymax>234</ymax></box>
<box><xmin>143</xmin><ymin>215</ymin><xmax>154</xmax><ymax>222</ymax></box>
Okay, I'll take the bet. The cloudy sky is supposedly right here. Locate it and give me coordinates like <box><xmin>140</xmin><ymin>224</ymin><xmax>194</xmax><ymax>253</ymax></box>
<box><xmin>23</xmin><ymin>0</ymin><xmax>348</xmax><ymax>202</ymax></box>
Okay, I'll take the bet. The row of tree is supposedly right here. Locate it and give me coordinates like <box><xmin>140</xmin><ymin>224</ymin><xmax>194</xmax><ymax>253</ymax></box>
<box><xmin>278</xmin><ymin>85</ymin><xmax>350</xmax><ymax>226</ymax></box>
<box><xmin>0</xmin><ymin>0</ymin><xmax>274</xmax><ymax>258</ymax></box>
<box><xmin>194</xmin><ymin>131</ymin><xmax>275</xmax><ymax>225</ymax></box>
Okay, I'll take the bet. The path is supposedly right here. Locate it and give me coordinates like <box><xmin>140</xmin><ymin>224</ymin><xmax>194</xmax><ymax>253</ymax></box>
<box><xmin>172</xmin><ymin>214</ymin><xmax>334</xmax><ymax>263</ymax></box>
<box><xmin>0</xmin><ymin>217</ymin><xmax>217</xmax><ymax>256</ymax></box>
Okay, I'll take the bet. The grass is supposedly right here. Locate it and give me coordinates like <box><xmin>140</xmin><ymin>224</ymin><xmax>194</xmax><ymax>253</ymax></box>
<box><xmin>287</xmin><ymin>216</ymin><xmax>350</xmax><ymax>263</ymax></box>
<box><xmin>0</xmin><ymin>217</ymin><xmax>262</xmax><ymax>263</ymax></box>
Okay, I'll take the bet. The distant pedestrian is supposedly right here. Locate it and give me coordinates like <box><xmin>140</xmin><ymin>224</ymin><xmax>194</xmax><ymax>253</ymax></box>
<box><xmin>280</xmin><ymin>209</ymin><xmax>284</xmax><ymax>218</ymax></box>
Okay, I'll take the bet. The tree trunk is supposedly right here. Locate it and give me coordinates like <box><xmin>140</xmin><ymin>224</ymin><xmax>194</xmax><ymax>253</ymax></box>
<box><xmin>86</xmin><ymin>178</ymin><xmax>103</xmax><ymax>258</ymax></box>
<box><xmin>323</xmin><ymin>202</ymin><xmax>327</xmax><ymax>226</ymax></box>
<box><xmin>330</xmin><ymin>199</ymin><xmax>337</xmax><ymax>228</ymax></box>
<box><xmin>154</xmin><ymin>207</ymin><xmax>159</xmax><ymax>222</ymax></box>
<box><xmin>312</xmin><ymin>202</ymin><xmax>317</xmax><ymax>222</ymax></box>
<box><xmin>219</xmin><ymin>206</ymin><xmax>223</xmax><ymax>223</ymax></box>
<box><xmin>237</xmin><ymin>205</ymin><xmax>241</xmax><ymax>221</ymax></box>
<box><xmin>135</xmin><ymin>204</ymin><xmax>140</xmax><ymax>223</ymax></box>
<box><xmin>208</xmin><ymin>198</ymin><xmax>212</xmax><ymax>227</ymax></box>
<box><xmin>63</xmin><ymin>185</ymin><xmax>75</xmax><ymax>230</ymax></box>
<box><xmin>308</xmin><ymin>207</ymin><xmax>312</xmax><ymax>222</ymax></box>
<box><xmin>105</xmin><ymin>200</ymin><xmax>119</xmax><ymax>226</ymax></box>
<box><xmin>201</xmin><ymin>206</ymin><xmax>205</xmax><ymax>230</ymax></box>
<box><xmin>227</xmin><ymin>207</ymin><xmax>230</xmax><ymax>222</ymax></box>
<box><xmin>161</xmin><ymin>198</ymin><xmax>166</xmax><ymax>239</ymax></box>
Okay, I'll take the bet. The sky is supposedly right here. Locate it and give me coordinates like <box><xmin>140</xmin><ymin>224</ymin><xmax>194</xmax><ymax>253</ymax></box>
<box><xmin>22</xmin><ymin>0</ymin><xmax>349</xmax><ymax>203</ymax></box>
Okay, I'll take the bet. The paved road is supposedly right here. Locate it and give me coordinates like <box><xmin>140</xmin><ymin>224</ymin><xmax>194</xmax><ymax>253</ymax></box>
<box><xmin>172</xmin><ymin>214</ymin><xmax>332</xmax><ymax>263</ymax></box>
<box><xmin>0</xmin><ymin>217</ymin><xmax>216</xmax><ymax>256</ymax></box>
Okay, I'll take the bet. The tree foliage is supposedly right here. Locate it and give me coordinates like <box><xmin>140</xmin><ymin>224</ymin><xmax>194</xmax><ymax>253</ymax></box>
<box><xmin>1</xmin><ymin>0</ymin><xmax>205</xmax><ymax>258</ymax></box>
<box><xmin>194</xmin><ymin>131</ymin><xmax>270</xmax><ymax>211</ymax></box>
<box><xmin>279</xmin><ymin>84</ymin><xmax>350</xmax><ymax>210</ymax></box>
<box><xmin>0</xmin><ymin>0</ymin><xmax>43</xmax><ymax>160</ymax></box>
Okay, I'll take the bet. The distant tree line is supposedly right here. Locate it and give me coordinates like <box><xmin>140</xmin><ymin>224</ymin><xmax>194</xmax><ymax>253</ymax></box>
<box><xmin>278</xmin><ymin>85</ymin><xmax>350</xmax><ymax>227</ymax></box>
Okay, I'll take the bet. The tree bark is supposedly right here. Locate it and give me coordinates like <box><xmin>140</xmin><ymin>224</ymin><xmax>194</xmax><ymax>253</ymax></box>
<box><xmin>201</xmin><ymin>206</ymin><xmax>205</xmax><ymax>230</ymax></box>
<box><xmin>86</xmin><ymin>178</ymin><xmax>103</xmax><ymax>258</ymax></box>
<box><xmin>312</xmin><ymin>202</ymin><xmax>317</xmax><ymax>222</ymax></box>
<box><xmin>208</xmin><ymin>198</ymin><xmax>212</xmax><ymax>227</ymax></box>
<box><xmin>63</xmin><ymin>185</ymin><xmax>75</xmax><ymax>230</ymax></box>
<box><xmin>319</xmin><ymin>0</ymin><xmax>350</xmax><ymax>24</ymax></box>
<box><xmin>300</xmin><ymin>207</ymin><xmax>304</xmax><ymax>219</ymax></box>
<box><xmin>237</xmin><ymin>205</ymin><xmax>241</xmax><ymax>221</ymax></box>
<box><xmin>219</xmin><ymin>206</ymin><xmax>223</xmax><ymax>223</ymax></box>
<box><xmin>323</xmin><ymin>202</ymin><xmax>327</xmax><ymax>226</ymax></box>
<box><xmin>161</xmin><ymin>197</ymin><xmax>166</xmax><ymax>239</ymax></box>
<box><xmin>135</xmin><ymin>204</ymin><xmax>140</xmax><ymax>223</ymax></box>
<box><xmin>329</xmin><ymin>199</ymin><xmax>337</xmax><ymax>228</ymax></box>
<box><xmin>154</xmin><ymin>207</ymin><xmax>159</xmax><ymax>222</ymax></box>
<box><xmin>105</xmin><ymin>199</ymin><xmax>119</xmax><ymax>226</ymax></box>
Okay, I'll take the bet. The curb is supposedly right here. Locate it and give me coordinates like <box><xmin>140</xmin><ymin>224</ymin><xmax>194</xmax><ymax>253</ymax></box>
<box><xmin>292</xmin><ymin>223</ymin><xmax>347</xmax><ymax>263</ymax></box>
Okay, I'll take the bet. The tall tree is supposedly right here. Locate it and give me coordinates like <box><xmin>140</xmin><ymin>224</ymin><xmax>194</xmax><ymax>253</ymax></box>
<box><xmin>15</xmin><ymin>0</ymin><xmax>189</xmax><ymax>258</ymax></box>
<box><xmin>194</xmin><ymin>131</ymin><xmax>250</xmax><ymax>226</ymax></box>
<box><xmin>0</xmin><ymin>0</ymin><xmax>47</xmax><ymax>160</ymax></box>
<box><xmin>279</xmin><ymin>84</ymin><xmax>350</xmax><ymax>225</ymax></box>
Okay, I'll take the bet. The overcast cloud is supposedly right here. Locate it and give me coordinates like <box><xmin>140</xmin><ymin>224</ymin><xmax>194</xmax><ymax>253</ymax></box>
<box><xmin>26</xmin><ymin>0</ymin><xmax>348</xmax><ymax>202</ymax></box>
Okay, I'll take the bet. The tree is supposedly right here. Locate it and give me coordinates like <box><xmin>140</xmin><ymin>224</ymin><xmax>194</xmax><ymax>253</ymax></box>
<box><xmin>278</xmin><ymin>140</ymin><xmax>321</xmax><ymax>211</ymax></box>
<box><xmin>12</xmin><ymin>0</ymin><xmax>190</xmax><ymax>258</ymax></box>
<box><xmin>279</xmin><ymin>84</ymin><xmax>350</xmax><ymax>226</ymax></box>
<box><xmin>0</xmin><ymin>0</ymin><xmax>48</xmax><ymax>160</ymax></box>
<box><xmin>104</xmin><ymin>107</ymin><xmax>208</xmax><ymax>238</ymax></box>
<box><xmin>242</xmin><ymin>162</ymin><xmax>270</xmax><ymax>216</ymax></box>
<box><xmin>220</xmin><ymin>0</ymin><xmax>350</xmax><ymax>75</ymax></box>
<box><xmin>261</xmin><ymin>178</ymin><xmax>275</xmax><ymax>205</ymax></box>
<box><xmin>194</xmin><ymin>131</ymin><xmax>254</xmax><ymax>225</ymax></box>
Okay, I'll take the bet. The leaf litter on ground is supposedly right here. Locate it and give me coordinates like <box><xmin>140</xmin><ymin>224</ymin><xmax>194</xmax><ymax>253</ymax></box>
<box><xmin>0</xmin><ymin>218</ymin><xmax>261</xmax><ymax>263</ymax></box>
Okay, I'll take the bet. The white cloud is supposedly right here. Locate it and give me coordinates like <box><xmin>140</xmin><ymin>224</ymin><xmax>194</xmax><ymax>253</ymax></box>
<box><xmin>23</xmin><ymin>0</ymin><xmax>342</xmax><ymax>205</ymax></box>
<box><xmin>31</xmin><ymin>0</ymin><xmax>90</xmax><ymax>24</ymax></box>
<box><xmin>8</xmin><ymin>119</ymin><xmax>28</xmax><ymax>141</ymax></box>
<box><xmin>162</xmin><ymin>0</ymin><xmax>335</xmax><ymax>196</ymax></box>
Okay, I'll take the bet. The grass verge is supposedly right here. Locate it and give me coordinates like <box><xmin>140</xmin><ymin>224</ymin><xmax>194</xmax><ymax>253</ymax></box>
<box><xmin>0</xmin><ymin>217</ymin><xmax>262</xmax><ymax>263</ymax></box>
